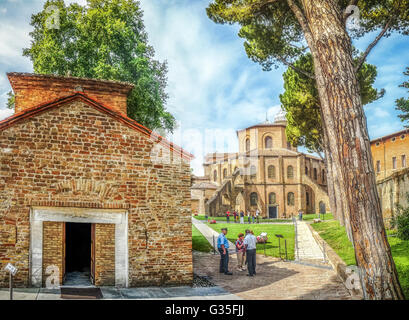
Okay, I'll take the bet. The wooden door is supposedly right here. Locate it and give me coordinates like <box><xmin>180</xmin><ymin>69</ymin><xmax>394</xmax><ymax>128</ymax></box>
<box><xmin>269</xmin><ymin>206</ymin><xmax>277</xmax><ymax>219</ymax></box>
<box><xmin>62</xmin><ymin>222</ymin><xmax>66</xmax><ymax>284</ymax></box>
<box><xmin>90</xmin><ymin>224</ymin><xmax>96</xmax><ymax>284</ymax></box>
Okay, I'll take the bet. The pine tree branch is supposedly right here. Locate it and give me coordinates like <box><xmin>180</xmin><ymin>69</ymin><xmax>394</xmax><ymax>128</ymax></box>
<box><xmin>286</xmin><ymin>0</ymin><xmax>317</xmax><ymax>56</ymax></box>
<box><xmin>277</xmin><ymin>56</ymin><xmax>315</xmax><ymax>79</ymax></box>
<box><xmin>354</xmin><ymin>16</ymin><xmax>394</xmax><ymax>73</ymax></box>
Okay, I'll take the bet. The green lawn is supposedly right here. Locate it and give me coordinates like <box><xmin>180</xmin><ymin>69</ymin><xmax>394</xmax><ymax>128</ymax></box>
<box><xmin>387</xmin><ymin>234</ymin><xmax>409</xmax><ymax>299</ymax></box>
<box><xmin>302</xmin><ymin>213</ymin><xmax>334</xmax><ymax>221</ymax></box>
<box><xmin>311</xmin><ymin>220</ymin><xmax>356</xmax><ymax>265</ymax></box>
<box><xmin>192</xmin><ymin>225</ymin><xmax>213</xmax><ymax>253</ymax></box>
<box><xmin>193</xmin><ymin>214</ymin><xmax>291</xmax><ymax>223</ymax></box>
<box><xmin>311</xmin><ymin>220</ymin><xmax>409</xmax><ymax>299</ymax></box>
<box><xmin>208</xmin><ymin>223</ymin><xmax>295</xmax><ymax>260</ymax></box>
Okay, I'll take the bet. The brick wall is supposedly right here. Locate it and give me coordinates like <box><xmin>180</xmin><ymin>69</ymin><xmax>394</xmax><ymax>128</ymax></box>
<box><xmin>8</xmin><ymin>73</ymin><xmax>133</xmax><ymax>115</ymax></box>
<box><xmin>42</xmin><ymin>222</ymin><xmax>64</xmax><ymax>287</ymax></box>
<box><xmin>371</xmin><ymin>131</ymin><xmax>409</xmax><ymax>181</ymax></box>
<box><xmin>0</xmin><ymin>99</ymin><xmax>192</xmax><ymax>287</ymax></box>
<box><xmin>95</xmin><ymin>224</ymin><xmax>115</xmax><ymax>286</ymax></box>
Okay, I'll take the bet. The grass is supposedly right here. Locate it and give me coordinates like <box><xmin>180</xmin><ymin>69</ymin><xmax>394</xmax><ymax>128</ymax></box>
<box><xmin>311</xmin><ymin>220</ymin><xmax>409</xmax><ymax>299</ymax></box>
<box><xmin>192</xmin><ymin>225</ymin><xmax>213</xmax><ymax>253</ymax></box>
<box><xmin>193</xmin><ymin>214</ymin><xmax>291</xmax><ymax>223</ymax></box>
<box><xmin>387</xmin><ymin>233</ymin><xmax>409</xmax><ymax>298</ymax></box>
<box><xmin>302</xmin><ymin>213</ymin><xmax>334</xmax><ymax>221</ymax></box>
<box><xmin>208</xmin><ymin>222</ymin><xmax>295</xmax><ymax>260</ymax></box>
<box><xmin>311</xmin><ymin>220</ymin><xmax>356</xmax><ymax>265</ymax></box>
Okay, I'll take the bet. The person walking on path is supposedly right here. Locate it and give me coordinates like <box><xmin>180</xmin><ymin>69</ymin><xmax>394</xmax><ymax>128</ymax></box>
<box><xmin>244</xmin><ymin>229</ymin><xmax>257</xmax><ymax>277</ymax></box>
<box><xmin>252</xmin><ymin>212</ymin><xmax>255</xmax><ymax>224</ymax></box>
<box><xmin>256</xmin><ymin>209</ymin><xmax>260</xmax><ymax>223</ymax></box>
<box><xmin>240</xmin><ymin>210</ymin><xmax>244</xmax><ymax>224</ymax></box>
<box><xmin>235</xmin><ymin>233</ymin><xmax>246</xmax><ymax>271</ymax></box>
<box><xmin>226</xmin><ymin>210</ymin><xmax>230</xmax><ymax>223</ymax></box>
<box><xmin>233</xmin><ymin>210</ymin><xmax>237</xmax><ymax>223</ymax></box>
<box><xmin>298</xmin><ymin>209</ymin><xmax>303</xmax><ymax>221</ymax></box>
<box><xmin>217</xmin><ymin>228</ymin><xmax>233</xmax><ymax>275</ymax></box>
<box><xmin>247</xmin><ymin>210</ymin><xmax>251</xmax><ymax>224</ymax></box>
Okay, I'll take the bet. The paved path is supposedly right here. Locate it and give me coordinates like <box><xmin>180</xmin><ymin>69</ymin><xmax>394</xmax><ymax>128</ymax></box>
<box><xmin>192</xmin><ymin>217</ymin><xmax>235</xmax><ymax>251</ymax></box>
<box><xmin>194</xmin><ymin>251</ymin><xmax>354</xmax><ymax>300</ymax></box>
<box><xmin>0</xmin><ymin>286</ymin><xmax>240</xmax><ymax>300</ymax></box>
<box><xmin>295</xmin><ymin>221</ymin><xmax>325</xmax><ymax>262</ymax></box>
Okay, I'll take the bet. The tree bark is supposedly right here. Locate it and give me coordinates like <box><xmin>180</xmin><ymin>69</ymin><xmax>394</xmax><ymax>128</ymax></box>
<box><xmin>297</xmin><ymin>0</ymin><xmax>404</xmax><ymax>299</ymax></box>
<box><xmin>323</xmin><ymin>125</ymin><xmax>354</xmax><ymax>241</ymax></box>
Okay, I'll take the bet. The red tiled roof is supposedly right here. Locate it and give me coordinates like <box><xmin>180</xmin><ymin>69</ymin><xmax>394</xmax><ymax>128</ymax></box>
<box><xmin>0</xmin><ymin>92</ymin><xmax>194</xmax><ymax>160</ymax></box>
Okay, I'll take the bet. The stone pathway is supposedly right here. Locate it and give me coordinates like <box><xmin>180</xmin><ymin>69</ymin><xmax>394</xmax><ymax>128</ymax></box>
<box><xmin>194</xmin><ymin>251</ymin><xmax>354</xmax><ymax>300</ymax></box>
<box><xmin>192</xmin><ymin>217</ymin><xmax>235</xmax><ymax>252</ymax></box>
<box><xmin>295</xmin><ymin>221</ymin><xmax>325</xmax><ymax>262</ymax></box>
<box><xmin>0</xmin><ymin>286</ymin><xmax>240</xmax><ymax>300</ymax></box>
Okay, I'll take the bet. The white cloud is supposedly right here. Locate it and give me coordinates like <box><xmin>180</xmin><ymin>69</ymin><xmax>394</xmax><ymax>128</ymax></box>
<box><xmin>0</xmin><ymin>108</ymin><xmax>13</xmax><ymax>121</ymax></box>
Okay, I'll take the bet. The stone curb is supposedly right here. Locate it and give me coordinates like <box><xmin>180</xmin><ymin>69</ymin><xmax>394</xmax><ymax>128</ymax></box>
<box><xmin>307</xmin><ymin>223</ymin><xmax>363</xmax><ymax>299</ymax></box>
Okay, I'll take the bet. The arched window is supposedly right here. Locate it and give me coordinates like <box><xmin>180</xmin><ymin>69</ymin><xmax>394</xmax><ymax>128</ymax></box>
<box><xmin>245</xmin><ymin>138</ymin><xmax>250</xmax><ymax>152</ymax></box>
<box><xmin>313</xmin><ymin>168</ymin><xmax>317</xmax><ymax>180</ymax></box>
<box><xmin>250</xmin><ymin>165</ymin><xmax>257</xmax><ymax>179</ymax></box>
<box><xmin>287</xmin><ymin>166</ymin><xmax>294</xmax><ymax>179</ymax></box>
<box><xmin>319</xmin><ymin>201</ymin><xmax>326</xmax><ymax>214</ymax></box>
<box><xmin>306</xmin><ymin>191</ymin><xmax>310</xmax><ymax>206</ymax></box>
<box><xmin>305</xmin><ymin>166</ymin><xmax>308</xmax><ymax>175</ymax></box>
<box><xmin>265</xmin><ymin>136</ymin><xmax>273</xmax><ymax>149</ymax></box>
<box><xmin>322</xmin><ymin>169</ymin><xmax>325</xmax><ymax>182</ymax></box>
<box><xmin>250</xmin><ymin>192</ymin><xmax>258</xmax><ymax>206</ymax></box>
<box><xmin>287</xmin><ymin>192</ymin><xmax>295</xmax><ymax>206</ymax></box>
<box><xmin>223</xmin><ymin>168</ymin><xmax>227</xmax><ymax>179</ymax></box>
<box><xmin>213</xmin><ymin>170</ymin><xmax>217</xmax><ymax>182</ymax></box>
<box><xmin>268</xmin><ymin>165</ymin><xmax>276</xmax><ymax>179</ymax></box>
<box><xmin>268</xmin><ymin>192</ymin><xmax>276</xmax><ymax>205</ymax></box>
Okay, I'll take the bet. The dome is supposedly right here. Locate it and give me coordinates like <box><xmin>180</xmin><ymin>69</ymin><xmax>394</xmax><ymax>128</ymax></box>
<box><xmin>274</xmin><ymin>109</ymin><xmax>287</xmax><ymax>124</ymax></box>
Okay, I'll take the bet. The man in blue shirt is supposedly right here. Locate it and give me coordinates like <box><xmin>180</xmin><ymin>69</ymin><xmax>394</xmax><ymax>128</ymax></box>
<box><xmin>217</xmin><ymin>228</ymin><xmax>233</xmax><ymax>275</ymax></box>
<box><xmin>244</xmin><ymin>229</ymin><xmax>257</xmax><ymax>276</ymax></box>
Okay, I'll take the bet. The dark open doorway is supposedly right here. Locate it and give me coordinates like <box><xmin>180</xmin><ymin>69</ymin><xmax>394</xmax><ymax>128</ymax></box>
<box><xmin>65</xmin><ymin>223</ymin><xmax>92</xmax><ymax>286</ymax></box>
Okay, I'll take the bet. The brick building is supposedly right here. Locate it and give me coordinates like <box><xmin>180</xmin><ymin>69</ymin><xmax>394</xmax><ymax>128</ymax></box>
<box><xmin>0</xmin><ymin>73</ymin><xmax>193</xmax><ymax>288</ymax></box>
<box><xmin>371</xmin><ymin>129</ymin><xmax>409</xmax><ymax>222</ymax></box>
<box><xmin>193</xmin><ymin>111</ymin><xmax>330</xmax><ymax>218</ymax></box>
<box><xmin>371</xmin><ymin>128</ymin><xmax>409</xmax><ymax>181</ymax></box>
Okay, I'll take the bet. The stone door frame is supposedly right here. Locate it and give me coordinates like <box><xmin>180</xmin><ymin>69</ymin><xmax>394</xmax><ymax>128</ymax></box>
<box><xmin>30</xmin><ymin>206</ymin><xmax>128</xmax><ymax>288</ymax></box>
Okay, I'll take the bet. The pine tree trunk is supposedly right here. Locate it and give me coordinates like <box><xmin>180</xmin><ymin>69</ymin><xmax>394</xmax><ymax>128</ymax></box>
<box><xmin>299</xmin><ymin>0</ymin><xmax>404</xmax><ymax>299</ymax></box>
<box><xmin>323</xmin><ymin>126</ymin><xmax>354</xmax><ymax>240</ymax></box>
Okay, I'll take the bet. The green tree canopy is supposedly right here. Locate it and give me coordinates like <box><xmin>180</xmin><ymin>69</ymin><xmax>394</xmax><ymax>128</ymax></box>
<box><xmin>281</xmin><ymin>53</ymin><xmax>384</xmax><ymax>155</ymax></box>
<box><xmin>19</xmin><ymin>0</ymin><xmax>175</xmax><ymax>132</ymax></box>
<box><xmin>207</xmin><ymin>0</ymin><xmax>409</xmax><ymax>77</ymax></box>
<box><xmin>395</xmin><ymin>67</ymin><xmax>409</xmax><ymax>126</ymax></box>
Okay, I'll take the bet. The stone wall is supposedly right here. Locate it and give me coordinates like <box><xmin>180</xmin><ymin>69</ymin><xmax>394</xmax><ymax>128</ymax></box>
<box><xmin>0</xmin><ymin>99</ymin><xmax>192</xmax><ymax>287</ymax></box>
<box><xmin>377</xmin><ymin>168</ymin><xmax>409</xmax><ymax>224</ymax></box>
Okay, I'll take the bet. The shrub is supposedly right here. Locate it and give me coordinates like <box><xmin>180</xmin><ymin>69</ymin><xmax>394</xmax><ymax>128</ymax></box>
<box><xmin>392</xmin><ymin>199</ymin><xmax>409</xmax><ymax>240</ymax></box>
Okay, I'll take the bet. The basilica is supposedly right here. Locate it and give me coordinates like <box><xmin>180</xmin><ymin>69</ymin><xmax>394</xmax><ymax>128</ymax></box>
<box><xmin>191</xmin><ymin>111</ymin><xmax>330</xmax><ymax>218</ymax></box>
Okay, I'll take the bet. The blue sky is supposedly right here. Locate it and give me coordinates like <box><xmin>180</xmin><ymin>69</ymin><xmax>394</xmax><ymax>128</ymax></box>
<box><xmin>0</xmin><ymin>0</ymin><xmax>408</xmax><ymax>175</ymax></box>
